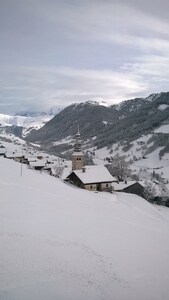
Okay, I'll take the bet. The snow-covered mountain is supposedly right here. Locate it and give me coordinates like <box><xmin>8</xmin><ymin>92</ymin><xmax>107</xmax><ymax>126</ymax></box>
<box><xmin>26</xmin><ymin>91</ymin><xmax>169</xmax><ymax>151</ymax></box>
<box><xmin>0</xmin><ymin>113</ymin><xmax>53</xmax><ymax>127</ymax></box>
<box><xmin>0</xmin><ymin>112</ymin><xmax>54</xmax><ymax>137</ymax></box>
<box><xmin>1</xmin><ymin>157</ymin><xmax>169</xmax><ymax>300</ymax></box>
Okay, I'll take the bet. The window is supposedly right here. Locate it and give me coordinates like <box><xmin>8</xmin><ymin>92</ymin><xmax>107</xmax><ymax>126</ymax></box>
<box><xmin>90</xmin><ymin>185</ymin><xmax>93</xmax><ymax>189</ymax></box>
<box><xmin>106</xmin><ymin>183</ymin><xmax>109</xmax><ymax>188</ymax></box>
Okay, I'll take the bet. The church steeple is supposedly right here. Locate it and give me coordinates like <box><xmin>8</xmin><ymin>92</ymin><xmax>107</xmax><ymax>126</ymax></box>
<box><xmin>72</xmin><ymin>126</ymin><xmax>84</xmax><ymax>171</ymax></box>
<box><xmin>74</xmin><ymin>126</ymin><xmax>82</xmax><ymax>152</ymax></box>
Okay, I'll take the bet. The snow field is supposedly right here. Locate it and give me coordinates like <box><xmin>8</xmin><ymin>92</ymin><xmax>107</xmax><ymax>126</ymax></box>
<box><xmin>1</xmin><ymin>157</ymin><xmax>169</xmax><ymax>299</ymax></box>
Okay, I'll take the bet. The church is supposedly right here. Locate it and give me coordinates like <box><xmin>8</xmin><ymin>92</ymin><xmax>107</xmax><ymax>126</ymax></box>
<box><xmin>66</xmin><ymin>129</ymin><xmax>116</xmax><ymax>192</ymax></box>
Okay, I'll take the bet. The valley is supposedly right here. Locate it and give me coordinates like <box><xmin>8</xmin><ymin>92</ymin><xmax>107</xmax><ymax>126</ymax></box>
<box><xmin>1</xmin><ymin>92</ymin><xmax>169</xmax><ymax>202</ymax></box>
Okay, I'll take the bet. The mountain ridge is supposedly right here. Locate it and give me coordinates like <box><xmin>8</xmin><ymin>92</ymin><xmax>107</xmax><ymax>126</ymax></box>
<box><xmin>25</xmin><ymin>92</ymin><xmax>169</xmax><ymax>154</ymax></box>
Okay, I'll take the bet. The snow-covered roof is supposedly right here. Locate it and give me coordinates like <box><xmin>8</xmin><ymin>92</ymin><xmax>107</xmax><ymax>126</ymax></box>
<box><xmin>112</xmin><ymin>181</ymin><xmax>143</xmax><ymax>191</ymax></box>
<box><xmin>5</xmin><ymin>152</ymin><xmax>23</xmax><ymax>158</ymax></box>
<box><xmin>0</xmin><ymin>148</ymin><xmax>6</xmax><ymax>154</ymax></box>
<box><xmin>72</xmin><ymin>165</ymin><xmax>116</xmax><ymax>184</ymax></box>
<box><xmin>26</xmin><ymin>156</ymin><xmax>37</xmax><ymax>162</ymax></box>
<box><xmin>72</xmin><ymin>151</ymin><xmax>84</xmax><ymax>156</ymax></box>
<box><xmin>29</xmin><ymin>160</ymin><xmax>46</xmax><ymax>167</ymax></box>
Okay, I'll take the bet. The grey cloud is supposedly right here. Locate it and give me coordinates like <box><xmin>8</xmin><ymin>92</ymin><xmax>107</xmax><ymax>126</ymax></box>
<box><xmin>0</xmin><ymin>65</ymin><xmax>148</xmax><ymax>113</ymax></box>
<box><xmin>0</xmin><ymin>0</ymin><xmax>169</xmax><ymax>113</ymax></box>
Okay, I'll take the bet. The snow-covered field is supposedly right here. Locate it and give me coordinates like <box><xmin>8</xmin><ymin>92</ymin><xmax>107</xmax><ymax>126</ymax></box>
<box><xmin>1</xmin><ymin>157</ymin><xmax>169</xmax><ymax>300</ymax></box>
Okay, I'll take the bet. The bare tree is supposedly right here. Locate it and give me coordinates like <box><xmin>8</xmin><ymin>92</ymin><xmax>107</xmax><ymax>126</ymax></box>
<box><xmin>143</xmin><ymin>181</ymin><xmax>157</xmax><ymax>202</ymax></box>
<box><xmin>159</xmin><ymin>182</ymin><xmax>169</xmax><ymax>198</ymax></box>
<box><xmin>52</xmin><ymin>160</ymin><xmax>64</xmax><ymax>178</ymax></box>
<box><xmin>109</xmin><ymin>154</ymin><xmax>132</xmax><ymax>181</ymax></box>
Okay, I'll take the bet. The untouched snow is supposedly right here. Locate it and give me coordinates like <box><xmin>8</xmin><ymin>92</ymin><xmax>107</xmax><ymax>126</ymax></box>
<box><xmin>154</xmin><ymin>124</ymin><xmax>169</xmax><ymax>134</ymax></box>
<box><xmin>133</xmin><ymin>147</ymin><xmax>165</xmax><ymax>169</ymax></box>
<box><xmin>158</xmin><ymin>104</ymin><xmax>169</xmax><ymax>111</ymax></box>
<box><xmin>1</xmin><ymin>157</ymin><xmax>169</xmax><ymax>300</ymax></box>
<box><xmin>53</xmin><ymin>136</ymin><xmax>73</xmax><ymax>146</ymax></box>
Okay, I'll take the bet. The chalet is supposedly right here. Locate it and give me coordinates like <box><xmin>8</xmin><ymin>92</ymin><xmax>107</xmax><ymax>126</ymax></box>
<box><xmin>29</xmin><ymin>160</ymin><xmax>46</xmax><ymax>171</ymax></box>
<box><xmin>112</xmin><ymin>181</ymin><xmax>145</xmax><ymax>198</ymax></box>
<box><xmin>23</xmin><ymin>154</ymin><xmax>37</xmax><ymax>164</ymax></box>
<box><xmin>66</xmin><ymin>128</ymin><xmax>115</xmax><ymax>192</ymax></box>
<box><xmin>67</xmin><ymin>165</ymin><xmax>116</xmax><ymax>192</ymax></box>
<box><xmin>44</xmin><ymin>163</ymin><xmax>54</xmax><ymax>175</ymax></box>
<box><xmin>0</xmin><ymin>148</ymin><xmax>6</xmax><ymax>156</ymax></box>
<box><xmin>5</xmin><ymin>152</ymin><xmax>23</xmax><ymax>162</ymax></box>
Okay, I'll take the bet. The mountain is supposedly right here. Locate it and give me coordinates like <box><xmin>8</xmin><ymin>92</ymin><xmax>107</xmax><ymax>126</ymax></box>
<box><xmin>26</xmin><ymin>100</ymin><xmax>113</xmax><ymax>143</ymax></box>
<box><xmin>1</xmin><ymin>157</ymin><xmax>169</xmax><ymax>300</ymax></box>
<box><xmin>0</xmin><ymin>112</ymin><xmax>54</xmax><ymax>138</ymax></box>
<box><xmin>15</xmin><ymin>105</ymin><xmax>62</xmax><ymax>117</ymax></box>
<box><xmin>0</xmin><ymin>112</ymin><xmax>53</xmax><ymax>127</ymax></box>
<box><xmin>26</xmin><ymin>92</ymin><xmax>169</xmax><ymax>155</ymax></box>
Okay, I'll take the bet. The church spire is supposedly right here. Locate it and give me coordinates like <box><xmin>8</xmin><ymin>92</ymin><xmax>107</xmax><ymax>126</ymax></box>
<box><xmin>74</xmin><ymin>125</ymin><xmax>82</xmax><ymax>152</ymax></box>
<box><xmin>72</xmin><ymin>125</ymin><xmax>84</xmax><ymax>171</ymax></box>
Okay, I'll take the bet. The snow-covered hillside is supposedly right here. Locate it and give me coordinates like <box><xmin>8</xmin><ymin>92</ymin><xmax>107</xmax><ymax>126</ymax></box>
<box><xmin>1</xmin><ymin>157</ymin><xmax>169</xmax><ymax>300</ymax></box>
<box><xmin>92</xmin><ymin>130</ymin><xmax>169</xmax><ymax>185</ymax></box>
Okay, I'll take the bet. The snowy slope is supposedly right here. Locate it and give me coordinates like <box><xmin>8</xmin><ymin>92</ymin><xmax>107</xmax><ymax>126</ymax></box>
<box><xmin>1</xmin><ymin>157</ymin><xmax>169</xmax><ymax>300</ymax></box>
<box><xmin>92</xmin><ymin>131</ymin><xmax>169</xmax><ymax>185</ymax></box>
<box><xmin>154</xmin><ymin>124</ymin><xmax>169</xmax><ymax>134</ymax></box>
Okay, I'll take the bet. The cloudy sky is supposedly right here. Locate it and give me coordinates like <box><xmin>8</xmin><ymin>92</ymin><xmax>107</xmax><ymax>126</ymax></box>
<box><xmin>0</xmin><ymin>0</ymin><xmax>169</xmax><ymax>114</ymax></box>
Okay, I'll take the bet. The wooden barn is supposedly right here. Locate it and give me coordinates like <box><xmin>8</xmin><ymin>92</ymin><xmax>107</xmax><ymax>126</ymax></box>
<box><xmin>112</xmin><ymin>181</ymin><xmax>145</xmax><ymax>198</ymax></box>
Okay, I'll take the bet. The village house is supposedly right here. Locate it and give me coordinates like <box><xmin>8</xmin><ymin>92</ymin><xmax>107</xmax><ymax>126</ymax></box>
<box><xmin>0</xmin><ymin>147</ymin><xmax>6</xmax><ymax>156</ymax></box>
<box><xmin>23</xmin><ymin>154</ymin><xmax>37</xmax><ymax>164</ymax></box>
<box><xmin>29</xmin><ymin>160</ymin><xmax>46</xmax><ymax>171</ymax></box>
<box><xmin>67</xmin><ymin>165</ymin><xmax>116</xmax><ymax>192</ymax></box>
<box><xmin>112</xmin><ymin>181</ymin><xmax>145</xmax><ymax>198</ymax></box>
<box><xmin>5</xmin><ymin>152</ymin><xmax>23</xmax><ymax>162</ymax></box>
<box><xmin>66</xmin><ymin>129</ymin><xmax>115</xmax><ymax>192</ymax></box>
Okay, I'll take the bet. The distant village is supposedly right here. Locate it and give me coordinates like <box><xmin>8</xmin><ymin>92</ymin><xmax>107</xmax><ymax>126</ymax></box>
<box><xmin>0</xmin><ymin>130</ymin><xmax>169</xmax><ymax>207</ymax></box>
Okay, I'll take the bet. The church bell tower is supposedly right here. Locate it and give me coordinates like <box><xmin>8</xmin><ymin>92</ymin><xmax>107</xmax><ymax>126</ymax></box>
<box><xmin>72</xmin><ymin>127</ymin><xmax>84</xmax><ymax>171</ymax></box>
